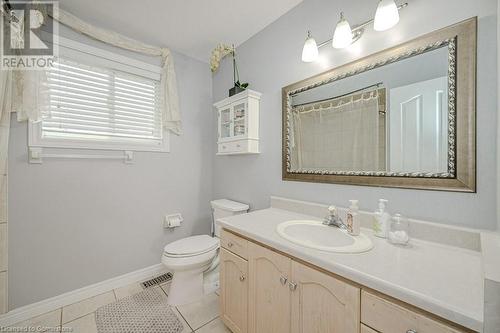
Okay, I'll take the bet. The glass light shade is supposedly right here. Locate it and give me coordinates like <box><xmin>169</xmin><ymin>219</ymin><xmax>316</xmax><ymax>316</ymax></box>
<box><xmin>301</xmin><ymin>32</ymin><xmax>318</xmax><ymax>62</ymax></box>
<box><xmin>332</xmin><ymin>14</ymin><xmax>353</xmax><ymax>49</ymax></box>
<box><xmin>374</xmin><ymin>0</ymin><xmax>400</xmax><ymax>31</ymax></box>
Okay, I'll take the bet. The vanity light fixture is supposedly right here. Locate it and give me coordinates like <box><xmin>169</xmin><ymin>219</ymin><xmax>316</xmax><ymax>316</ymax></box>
<box><xmin>301</xmin><ymin>31</ymin><xmax>319</xmax><ymax>62</ymax></box>
<box><xmin>332</xmin><ymin>12</ymin><xmax>353</xmax><ymax>49</ymax></box>
<box><xmin>374</xmin><ymin>0</ymin><xmax>400</xmax><ymax>31</ymax></box>
<box><xmin>301</xmin><ymin>2</ymin><xmax>408</xmax><ymax>63</ymax></box>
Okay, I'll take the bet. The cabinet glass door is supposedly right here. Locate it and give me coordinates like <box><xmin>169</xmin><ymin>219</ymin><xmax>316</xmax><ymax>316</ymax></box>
<box><xmin>233</xmin><ymin>102</ymin><xmax>246</xmax><ymax>137</ymax></box>
<box><xmin>220</xmin><ymin>107</ymin><xmax>231</xmax><ymax>139</ymax></box>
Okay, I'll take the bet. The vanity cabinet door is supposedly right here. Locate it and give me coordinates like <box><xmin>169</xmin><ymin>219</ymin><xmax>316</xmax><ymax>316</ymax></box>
<box><xmin>220</xmin><ymin>248</ymin><xmax>248</xmax><ymax>333</ymax></box>
<box><xmin>248</xmin><ymin>242</ymin><xmax>291</xmax><ymax>333</ymax></box>
<box><xmin>290</xmin><ymin>261</ymin><xmax>361</xmax><ymax>333</ymax></box>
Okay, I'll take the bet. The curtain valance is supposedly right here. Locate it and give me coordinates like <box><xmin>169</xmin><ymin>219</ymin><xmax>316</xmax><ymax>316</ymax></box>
<box><xmin>13</xmin><ymin>6</ymin><xmax>182</xmax><ymax>135</ymax></box>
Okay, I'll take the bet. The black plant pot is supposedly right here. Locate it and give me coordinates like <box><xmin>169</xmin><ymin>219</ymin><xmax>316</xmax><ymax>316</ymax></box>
<box><xmin>229</xmin><ymin>86</ymin><xmax>245</xmax><ymax>97</ymax></box>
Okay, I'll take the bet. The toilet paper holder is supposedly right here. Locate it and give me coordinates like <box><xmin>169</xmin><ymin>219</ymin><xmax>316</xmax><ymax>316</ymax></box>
<box><xmin>164</xmin><ymin>213</ymin><xmax>183</xmax><ymax>228</ymax></box>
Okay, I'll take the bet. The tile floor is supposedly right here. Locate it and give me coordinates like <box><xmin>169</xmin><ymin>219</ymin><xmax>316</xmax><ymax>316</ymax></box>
<box><xmin>6</xmin><ymin>280</ymin><xmax>229</xmax><ymax>333</ymax></box>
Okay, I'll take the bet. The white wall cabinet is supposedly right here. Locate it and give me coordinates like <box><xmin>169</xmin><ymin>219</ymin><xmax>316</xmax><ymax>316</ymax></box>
<box><xmin>214</xmin><ymin>90</ymin><xmax>261</xmax><ymax>155</ymax></box>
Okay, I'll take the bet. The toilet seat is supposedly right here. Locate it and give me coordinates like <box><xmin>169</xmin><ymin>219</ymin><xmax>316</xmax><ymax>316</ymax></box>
<box><xmin>163</xmin><ymin>235</ymin><xmax>219</xmax><ymax>258</ymax></box>
<box><xmin>162</xmin><ymin>248</ymin><xmax>218</xmax><ymax>271</ymax></box>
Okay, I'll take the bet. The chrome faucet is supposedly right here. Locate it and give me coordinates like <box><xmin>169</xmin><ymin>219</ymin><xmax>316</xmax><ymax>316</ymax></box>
<box><xmin>323</xmin><ymin>206</ymin><xmax>346</xmax><ymax>229</ymax></box>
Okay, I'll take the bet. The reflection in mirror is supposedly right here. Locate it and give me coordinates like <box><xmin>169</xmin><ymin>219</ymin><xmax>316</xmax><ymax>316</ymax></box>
<box><xmin>289</xmin><ymin>45</ymin><xmax>449</xmax><ymax>175</ymax></box>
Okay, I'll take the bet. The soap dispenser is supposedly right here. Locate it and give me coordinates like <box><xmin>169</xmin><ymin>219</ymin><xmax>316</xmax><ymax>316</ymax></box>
<box><xmin>373</xmin><ymin>199</ymin><xmax>390</xmax><ymax>238</ymax></box>
<box><xmin>346</xmin><ymin>200</ymin><xmax>360</xmax><ymax>236</ymax></box>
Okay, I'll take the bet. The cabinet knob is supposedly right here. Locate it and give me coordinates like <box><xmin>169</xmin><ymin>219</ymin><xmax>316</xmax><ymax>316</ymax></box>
<box><xmin>239</xmin><ymin>275</ymin><xmax>246</xmax><ymax>282</ymax></box>
<box><xmin>227</xmin><ymin>242</ymin><xmax>233</xmax><ymax>247</ymax></box>
<box><xmin>288</xmin><ymin>281</ymin><xmax>297</xmax><ymax>291</ymax></box>
<box><xmin>406</xmin><ymin>330</ymin><xmax>417</xmax><ymax>333</ymax></box>
<box><xmin>236</xmin><ymin>144</ymin><xmax>241</xmax><ymax>148</ymax></box>
<box><xmin>222</xmin><ymin>145</ymin><xmax>227</xmax><ymax>149</ymax></box>
<box><xmin>279</xmin><ymin>276</ymin><xmax>288</xmax><ymax>285</ymax></box>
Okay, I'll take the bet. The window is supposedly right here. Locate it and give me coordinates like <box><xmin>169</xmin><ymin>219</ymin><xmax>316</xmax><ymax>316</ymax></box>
<box><xmin>29</xmin><ymin>37</ymin><xmax>168</xmax><ymax>152</ymax></box>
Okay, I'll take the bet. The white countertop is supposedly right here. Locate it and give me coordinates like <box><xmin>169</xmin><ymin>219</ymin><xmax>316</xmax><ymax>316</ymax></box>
<box><xmin>217</xmin><ymin>208</ymin><xmax>484</xmax><ymax>332</ymax></box>
<box><xmin>481</xmin><ymin>231</ymin><xmax>500</xmax><ymax>283</ymax></box>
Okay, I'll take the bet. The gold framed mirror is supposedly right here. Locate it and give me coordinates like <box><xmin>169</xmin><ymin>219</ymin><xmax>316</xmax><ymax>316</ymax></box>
<box><xmin>282</xmin><ymin>18</ymin><xmax>476</xmax><ymax>192</ymax></box>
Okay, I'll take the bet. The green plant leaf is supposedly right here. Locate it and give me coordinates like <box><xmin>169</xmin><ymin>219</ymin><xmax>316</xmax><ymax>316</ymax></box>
<box><xmin>234</xmin><ymin>81</ymin><xmax>249</xmax><ymax>89</ymax></box>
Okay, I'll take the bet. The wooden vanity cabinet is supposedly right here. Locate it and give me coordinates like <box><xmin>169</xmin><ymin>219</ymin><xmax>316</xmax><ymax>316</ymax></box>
<box><xmin>362</xmin><ymin>324</ymin><xmax>379</xmax><ymax>333</ymax></box>
<box><xmin>246</xmin><ymin>239</ymin><xmax>360</xmax><ymax>333</ymax></box>
<box><xmin>220</xmin><ymin>248</ymin><xmax>248</xmax><ymax>333</ymax></box>
<box><xmin>291</xmin><ymin>261</ymin><xmax>360</xmax><ymax>333</ymax></box>
<box><xmin>220</xmin><ymin>229</ymin><xmax>473</xmax><ymax>333</ymax></box>
<box><xmin>361</xmin><ymin>291</ymin><xmax>468</xmax><ymax>333</ymax></box>
<box><xmin>248</xmin><ymin>241</ymin><xmax>292</xmax><ymax>333</ymax></box>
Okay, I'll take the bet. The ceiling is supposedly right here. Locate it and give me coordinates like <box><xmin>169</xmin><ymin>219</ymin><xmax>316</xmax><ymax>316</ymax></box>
<box><xmin>59</xmin><ymin>0</ymin><xmax>303</xmax><ymax>62</ymax></box>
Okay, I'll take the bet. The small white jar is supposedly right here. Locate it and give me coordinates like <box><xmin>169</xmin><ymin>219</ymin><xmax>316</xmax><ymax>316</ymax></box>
<box><xmin>388</xmin><ymin>214</ymin><xmax>410</xmax><ymax>246</ymax></box>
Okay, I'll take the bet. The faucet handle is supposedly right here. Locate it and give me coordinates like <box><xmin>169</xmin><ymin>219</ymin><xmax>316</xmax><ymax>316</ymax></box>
<box><xmin>328</xmin><ymin>205</ymin><xmax>336</xmax><ymax>215</ymax></box>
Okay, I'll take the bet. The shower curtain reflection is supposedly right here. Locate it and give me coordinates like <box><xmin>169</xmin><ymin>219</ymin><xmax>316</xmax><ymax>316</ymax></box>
<box><xmin>290</xmin><ymin>91</ymin><xmax>386</xmax><ymax>172</ymax></box>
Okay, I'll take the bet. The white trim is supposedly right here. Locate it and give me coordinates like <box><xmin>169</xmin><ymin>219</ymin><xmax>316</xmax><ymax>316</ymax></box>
<box><xmin>213</xmin><ymin>89</ymin><xmax>262</xmax><ymax>109</ymax></box>
<box><xmin>0</xmin><ymin>264</ymin><xmax>166</xmax><ymax>327</ymax></box>
<box><xmin>41</xmin><ymin>32</ymin><xmax>162</xmax><ymax>79</ymax></box>
<box><xmin>56</xmin><ymin>35</ymin><xmax>162</xmax><ymax>74</ymax></box>
<box><xmin>28</xmin><ymin>45</ymin><xmax>170</xmax><ymax>153</ymax></box>
<box><xmin>28</xmin><ymin>148</ymin><xmax>135</xmax><ymax>164</ymax></box>
<box><xmin>28</xmin><ymin>122</ymin><xmax>171</xmax><ymax>153</ymax></box>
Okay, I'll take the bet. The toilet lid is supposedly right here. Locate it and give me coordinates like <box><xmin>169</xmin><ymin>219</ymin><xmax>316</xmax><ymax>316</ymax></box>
<box><xmin>163</xmin><ymin>235</ymin><xmax>219</xmax><ymax>257</ymax></box>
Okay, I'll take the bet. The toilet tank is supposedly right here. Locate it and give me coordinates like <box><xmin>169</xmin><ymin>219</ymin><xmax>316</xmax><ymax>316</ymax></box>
<box><xmin>211</xmin><ymin>199</ymin><xmax>249</xmax><ymax>237</ymax></box>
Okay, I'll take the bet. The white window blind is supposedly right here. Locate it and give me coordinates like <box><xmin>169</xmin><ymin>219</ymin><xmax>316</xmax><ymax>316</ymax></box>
<box><xmin>39</xmin><ymin>58</ymin><xmax>164</xmax><ymax>149</ymax></box>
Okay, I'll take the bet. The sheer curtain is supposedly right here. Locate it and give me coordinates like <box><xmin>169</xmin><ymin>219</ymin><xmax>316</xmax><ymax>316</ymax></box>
<box><xmin>292</xmin><ymin>94</ymin><xmax>383</xmax><ymax>172</ymax></box>
<box><xmin>9</xmin><ymin>6</ymin><xmax>182</xmax><ymax>135</ymax></box>
<box><xmin>1</xmin><ymin>4</ymin><xmax>185</xmax><ymax>224</ymax></box>
<box><xmin>0</xmin><ymin>70</ymin><xmax>12</xmax><ymax>207</ymax></box>
<box><xmin>0</xmin><ymin>39</ymin><xmax>13</xmax><ymax>315</ymax></box>
<box><xmin>49</xmin><ymin>7</ymin><xmax>181</xmax><ymax>135</ymax></box>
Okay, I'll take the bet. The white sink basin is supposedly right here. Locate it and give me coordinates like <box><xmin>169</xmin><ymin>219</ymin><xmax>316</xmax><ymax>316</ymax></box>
<box><xmin>276</xmin><ymin>220</ymin><xmax>373</xmax><ymax>253</ymax></box>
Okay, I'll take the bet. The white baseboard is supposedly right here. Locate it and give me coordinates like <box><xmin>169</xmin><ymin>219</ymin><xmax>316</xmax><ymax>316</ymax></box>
<box><xmin>0</xmin><ymin>263</ymin><xmax>166</xmax><ymax>327</ymax></box>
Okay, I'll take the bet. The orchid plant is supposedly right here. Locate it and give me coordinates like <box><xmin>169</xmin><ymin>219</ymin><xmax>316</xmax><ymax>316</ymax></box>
<box><xmin>210</xmin><ymin>43</ymin><xmax>249</xmax><ymax>92</ymax></box>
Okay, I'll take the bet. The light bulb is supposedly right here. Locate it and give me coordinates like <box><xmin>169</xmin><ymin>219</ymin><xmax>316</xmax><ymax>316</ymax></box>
<box><xmin>332</xmin><ymin>12</ymin><xmax>353</xmax><ymax>49</ymax></box>
<box><xmin>374</xmin><ymin>0</ymin><xmax>400</xmax><ymax>32</ymax></box>
<box><xmin>301</xmin><ymin>31</ymin><xmax>319</xmax><ymax>62</ymax></box>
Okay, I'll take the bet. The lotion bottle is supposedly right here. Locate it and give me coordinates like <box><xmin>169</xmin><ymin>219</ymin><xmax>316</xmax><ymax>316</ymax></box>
<box><xmin>373</xmin><ymin>199</ymin><xmax>390</xmax><ymax>238</ymax></box>
<box><xmin>346</xmin><ymin>200</ymin><xmax>360</xmax><ymax>236</ymax></box>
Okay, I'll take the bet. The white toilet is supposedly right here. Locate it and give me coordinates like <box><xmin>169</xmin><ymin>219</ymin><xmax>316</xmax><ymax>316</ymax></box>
<box><xmin>162</xmin><ymin>199</ymin><xmax>249</xmax><ymax>305</ymax></box>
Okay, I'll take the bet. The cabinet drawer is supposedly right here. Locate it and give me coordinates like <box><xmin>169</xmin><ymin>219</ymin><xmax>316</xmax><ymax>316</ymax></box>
<box><xmin>361</xmin><ymin>324</ymin><xmax>379</xmax><ymax>333</ymax></box>
<box><xmin>221</xmin><ymin>229</ymin><xmax>248</xmax><ymax>259</ymax></box>
<box><xmin>361</xmin><ymin>291</ymin><xmax>467</xmax><ymax>333</ymax></box>
<box><xmin>218</xmin><ymin>140</ymin><xmax>248</xmax><ymax>154</ymax></box>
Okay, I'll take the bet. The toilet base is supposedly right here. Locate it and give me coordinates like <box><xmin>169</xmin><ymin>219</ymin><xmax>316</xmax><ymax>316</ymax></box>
<box><xmin>203</xmin><ymin>269</ymin><xmax>220</xmax><ymax>295</ymax></box>
<box><xmin>166</xmin><ymin>264</ymin><xmax>220</xmax><ymax>305</ymax></box>
<box><xmin>167</xmin><ymin>268</ymin><xmax>205</xmax><ymax>306</ymax></box>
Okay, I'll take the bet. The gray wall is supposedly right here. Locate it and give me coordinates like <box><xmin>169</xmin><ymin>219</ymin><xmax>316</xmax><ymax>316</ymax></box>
<box><xmin>212</xmin><ymin>0</ymin><xmax>498</xmax><ymax>229</ymax></box>
<box><xmin>293</xmin><ymin>46</ymin><xmax>448</xmax><ymax>105</ymax></box>
<box><xmin>8</xmin><ymin>28</ymin><xmax>214</xmax><ymax>308</ymax></box>
<box><xmin>498</xmin><ymin>0</ymin><xmax>500</xmax><ymax>233</ymax></box>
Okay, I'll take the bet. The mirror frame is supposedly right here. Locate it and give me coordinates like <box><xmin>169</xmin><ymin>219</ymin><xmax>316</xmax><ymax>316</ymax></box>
<box><xmin>282</xmin><ymin>17</ymin><xmax>476</xmax><ymax>192</ymax></box>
